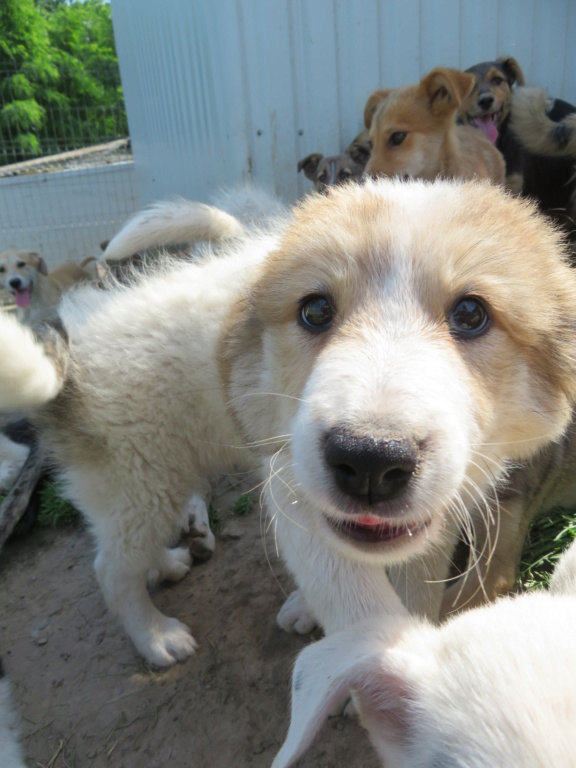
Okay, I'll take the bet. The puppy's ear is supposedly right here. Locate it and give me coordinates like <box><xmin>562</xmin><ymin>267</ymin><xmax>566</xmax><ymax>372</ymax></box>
<box><xmin>347</xmin><ymin>141</ymin><xmax>371</xmax><ymax>167</ymax></box>
<box><xmin>297</xmin><ymin>153</ymin><xmax>323</xmax><ymax>179</ymax></box>
<box><xmin>364</xmin><ymin>89</ymin><xmax>392</xmax><ymax>129</ymax></box>
<box><xmin>421</xmin><ymin>68</ymin><xmax>475</xmax><ymax>115</ymax></box>
<box><xmin>497</xmin><ymin>56</ymin><xmax>525</xmax><ymax>87</ymax></box>
<box><xmin>27</xmin><ymin>252</ymin><xmax>48</xmax><ymax>275</ymax></box>
<box><xmin>272</xmin><ymin>616</ymin><xmax>418</xmax><ymax>768</ymax></box>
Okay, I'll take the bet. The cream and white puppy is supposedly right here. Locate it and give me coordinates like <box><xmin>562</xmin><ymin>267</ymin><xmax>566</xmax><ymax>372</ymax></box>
<box><xmin>273</xmin><ymin>538</ymin><xmax>576</xmax><ymax>768</ymax></box>
<box><xmin>0</xmin><ymin>180</ymin><xmax>575</xmax><ymax>668</ymax></box>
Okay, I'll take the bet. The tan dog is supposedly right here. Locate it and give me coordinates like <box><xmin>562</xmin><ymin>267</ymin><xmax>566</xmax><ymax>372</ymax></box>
<box><xmin>0</xmin><ymin>250</ymin><xmax>94</xmax><ymax>326</ymax></box>
<box><xmin>0</xmin><ymin>179</ymin><xmax>574</xmax><ymax>672</ymax></box>
<box><xmin>274</xmin><ymin>537</ymin><xmax>576</xmax><ymax>768</ymax></box>
<box><xmin>364</xmin><ymin>67</ymin><xmax>505</xmax><ymax>184</ymax></box>
<box><xmin>297</xmin><ymin>152</ymin><xmax>366</xmax><ymax>193</ymax></box>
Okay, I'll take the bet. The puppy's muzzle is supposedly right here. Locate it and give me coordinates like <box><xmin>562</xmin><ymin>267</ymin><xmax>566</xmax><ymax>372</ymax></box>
<box><xmin>325</xmin><ymin>429</ymin><xmax>419</xmax><ymax>507</ymax></box>
<box><xmin>8</xmin><ymin>276</ymin><xmax>25</xmax><ymax>291</ymax></box>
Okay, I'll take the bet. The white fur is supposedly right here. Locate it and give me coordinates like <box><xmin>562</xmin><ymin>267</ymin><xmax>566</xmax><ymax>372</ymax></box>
<box><xmin>0</xmin><ymin>313</ymin><xmax>62</xmax><ymax>408</ymax></box>
<box><xmin>274</xmin><ymin>538</ymin><xmax>576</xmax><ymax>768</ymax></box>
<box><xmin>0</xmin><ymin>434</ymin><xmax>30</xmax><ymax>493</ymax></box>
<box><xmin>0</xmin><ymin>673</ymin><xmax>25</xmax><ymax>768</ymax></box>
<box><xmin>103</xmin><ymin>198</ymin><xmax>246</xmax><ymax>261</ymax></box>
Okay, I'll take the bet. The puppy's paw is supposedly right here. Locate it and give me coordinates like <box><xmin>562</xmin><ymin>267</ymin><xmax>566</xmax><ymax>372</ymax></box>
<box><xmin>147</xmin><ymin>547</ymin><xmax>192</xmax><ymax>587</ymax></box>
<box><xmin>186</xmin><ymin>493</ymin><xmax>216</xmax><ymax>560</ymax></box>
<box><xmin>277</xmin><ymin>589</ymin><xmax>318</xmax><ymax>634</ymax></box>
<box><xmin>140</xmin><ymin>618</ymin><xmax>198</xmax><ymax>667</ymax></box>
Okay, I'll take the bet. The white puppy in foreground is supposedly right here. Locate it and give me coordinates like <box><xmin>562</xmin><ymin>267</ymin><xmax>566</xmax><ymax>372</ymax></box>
<box><xmin>0</xmin><ymin>180</ymin><xmax>576</xmax><ymax>668</ymax></box>
<box><xmin>273</xmin><ymin>538</ymin><xmax>576</xmax><ymax>768</ymax></box>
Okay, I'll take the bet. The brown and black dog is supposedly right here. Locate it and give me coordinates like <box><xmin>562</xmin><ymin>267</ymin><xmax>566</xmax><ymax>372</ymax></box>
<box><xmin>460</xmin><ymin>56</ymin><xmax>576</xmax><ymax>239</ymax></box>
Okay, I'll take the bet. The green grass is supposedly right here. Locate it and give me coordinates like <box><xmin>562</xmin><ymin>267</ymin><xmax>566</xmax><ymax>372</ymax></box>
<box><xmin>232</xmin><ymin>493</ymin><xmax>254</xmax><ymax>517</ymax></box>
<box><xmin>519</xmin><ymin>508</ymin><xmax>576</xmax><ymax>590</ymax></box>
<box><xmin>36</xmin><ymin>481</ymin><xmax>80</xmax><ymax>528</ymax></box>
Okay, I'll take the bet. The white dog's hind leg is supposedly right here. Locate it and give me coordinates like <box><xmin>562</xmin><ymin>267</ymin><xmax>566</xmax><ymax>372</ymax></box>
<box><xmin>0</xmin><ymin>434</ymin><xmax>29</xmax><ymax>493</ymax></box>
<box><xmin>185</xmin><ymin>492</ymin><xmax>216</xmax><ymax>558</ymax></box>
<box><xmin>94</xmin><ymin>538</ymin><xmax>197</xmax><ymax>667</ymax></box>
<box><xmin>277</xmin><ymin>589</ymin><xmax>318</xmax><ymax>634</ymax></box>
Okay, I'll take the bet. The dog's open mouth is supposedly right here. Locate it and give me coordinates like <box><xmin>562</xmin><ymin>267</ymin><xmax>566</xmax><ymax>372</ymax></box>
<box><xmin>469</xmin><ymin>110</ymin><xmax>502</xmax><ymax>144</ymax></box>
<box><xmin>326</xmin><ymin>513</ymin><xmax>429</xmax><ymax>545</ymax></box>
<box><xmin>12</xmin><ymin>287</ymin><xmax>32</xmax><ymax>308</ymax></box>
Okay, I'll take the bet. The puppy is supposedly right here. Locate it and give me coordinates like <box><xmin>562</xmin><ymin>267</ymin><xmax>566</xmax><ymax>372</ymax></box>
<box><xmin>364</xmin><ymin>67</ymin><xmax>505</xmax><ymax>184</ymax></box>
<box><xmin>297</xmin><ymin>152</ymin><xmax>366</xmax><ymax>193</ymax></box>
<box><xmin>458</xmin><ymin>55</ymin><xmax>525</xmax><ymax>192</ymax></box>
<box><xmin>0</xmin><ymin>250</ymin><xmax>94</xmax><ymax>327</ymax></box>
<box><xmin>509</xmin><ymin>87</ymin><xmax>576</xmax><ymax>231</ymax></box>
<box><xmin>0</xmin><ymin>180</ymin><xmax>575</xmax><ymax>669</ymax></box>
<box><xmin>0</xmin><ymin>661</ymin><xmax>26</xmax><ymax>768</ymax></box>
<box><xmin>273</xmin><ymin>538</ymin><xmax>576</xmax><ymax>768</ymax></box>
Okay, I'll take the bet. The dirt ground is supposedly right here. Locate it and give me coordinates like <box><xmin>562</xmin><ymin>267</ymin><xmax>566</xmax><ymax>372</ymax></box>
<box><xmin>0</xmin><ymin>478</ymin><xmax>380</xmax><ymax>768</ymax></box>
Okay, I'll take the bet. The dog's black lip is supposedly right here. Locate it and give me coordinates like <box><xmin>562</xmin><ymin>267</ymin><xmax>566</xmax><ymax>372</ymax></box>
<box><xmin>325</xmin><ymin>514</ymin><xmax>429</xmax><ymax>545</ymax></box>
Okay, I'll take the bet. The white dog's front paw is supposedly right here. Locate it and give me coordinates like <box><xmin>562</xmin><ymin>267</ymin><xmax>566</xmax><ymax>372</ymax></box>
<box><xmin>138</xmin><ymin>617</ymin><xmax>198</xmax><ymax>667</ymax></box>
<box><xmin>277</xmin><ymin>590</ymin><xmax>318</xmax><ymax>634</ymax></box>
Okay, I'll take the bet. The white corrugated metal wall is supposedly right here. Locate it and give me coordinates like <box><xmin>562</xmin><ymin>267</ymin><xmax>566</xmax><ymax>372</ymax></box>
<box><xmin>110</xmin><ymin>0</ymin><xmax>576</xmax><ymax>205</ymax></box>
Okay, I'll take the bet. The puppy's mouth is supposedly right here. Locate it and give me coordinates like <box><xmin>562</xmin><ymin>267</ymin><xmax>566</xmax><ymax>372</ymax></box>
<box><xmin>468</xmin><ymin>109</ymin><xmax>502</xmax><ymax>143</ymax></box>
<box><xmin>325</xmin><ymin>513</ymin><xmax>430</xmax><ymax>546</ymax></box>
<box><xmin>12</xmin><ymin>286</ymin><xmax>32</xmax><ymax>308</ymax></box>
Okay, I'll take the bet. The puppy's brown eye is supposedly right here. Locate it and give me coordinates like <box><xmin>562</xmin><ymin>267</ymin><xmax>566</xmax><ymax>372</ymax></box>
<box><xmin>339</xmin><ymin>170</ymin><xmax>351</xmax><ymax>180</ymax></box>
<box><xmin>0</xmin><ymin>266</ymin><xmax>4</xmax><ymax>273</ymax></box>
<box><xmin>318</xmin><ymin>172</ymin><xmax>327</xmax><ymax>182</ymax></box>
<box><xmin>16</xmin><ymin>261</ymin><xmax>26</xmax><ymax>268</ymax></box>
<box><xmin>299</xmin><ymin>295</ymin><xmax>334</xmax><ymax>332</ymax></box>
<box><xmin>491</xmin><ymin>76</ymin><xmax>503</xmax><ymax>86</ymax></box>
<box><xmin>450</xmin><ymin>297</ymin><xmax>490</xmax><ymax>337</ymax></box>
<box><xmin>389</xmin><ymin>131</ymin><xmax>407</xmax><ymax>146</ymax></box>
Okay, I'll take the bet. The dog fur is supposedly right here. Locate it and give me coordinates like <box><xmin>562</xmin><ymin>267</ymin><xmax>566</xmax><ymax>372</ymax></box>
<box><xmin>297</xmin><ymin>152</ymin><xmax>366</xmax><ymax>193</ymax></box>
<box><xmin>0</xmin><ymin>661</ymin><xmax>26</xmax><ymax>768</ymax></box>
<box><xmin>364</xmin><ymin>68</ymin><xmax>505</xmax><ymax>184</ymax></box>
<box><xmin>458</xmin><ymin>55</ymin><xmax>525</xmax><ymax>192</ymax></box>
<box><xmin>0</xmin><ymin>250</ymin><xmax>94</xmax><ymax>327</ymax></box>
<box><xmin>0</xmin><ymin>180</ymin><xmax>575</xmax><ymax>668</ymax></box>
<box><xmin>273</xmin><ymin>537</ymin><xmax>576</xmax><ymax>768</ymax></box>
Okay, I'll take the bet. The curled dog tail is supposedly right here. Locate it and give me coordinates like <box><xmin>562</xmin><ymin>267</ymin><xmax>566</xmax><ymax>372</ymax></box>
<box><xmin>511</xmin><ymin>87</ymin><xmax>576</xmax><ymax>157</ymax></box>
<box><xmin>103</xmin><ymin>199</ymin><xmax>246</xmax><ymax>261</ymax></box>
<box><xmin>0</xmin><ymin>313</ymin><xmax>67</xmax><ymax>410</ymax></box>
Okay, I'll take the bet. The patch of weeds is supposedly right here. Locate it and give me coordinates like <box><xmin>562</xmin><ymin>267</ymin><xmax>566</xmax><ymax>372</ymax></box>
<box><xmin>519</xmin><ymin>507</ymin><xmax>576</xmax><ymax>590</ymax></box>
<box><xmin>232</xmin><ymin>493</ymin><xmax>253</xmax><ymax>517</ymax></box>
<box><xmin>37</xmin><ymin>481</ymin><xmax>80</xmax><ymax>528</ymax></box>
<box><xmin>208</xmin><ymin>501</ymin><xmax>222</xmax><ymax>533</ymax></box>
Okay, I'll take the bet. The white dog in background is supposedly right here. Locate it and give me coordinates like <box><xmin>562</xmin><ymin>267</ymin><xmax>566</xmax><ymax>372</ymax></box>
<box><xmin>0</xmin><ymin>180</ymin><xmax>575</xmax><ymax>668</ymax></box>
<box><xmin>273</xmin><ymin>537</ymin><xmax>576</xmax><ymax>768</ymax></box>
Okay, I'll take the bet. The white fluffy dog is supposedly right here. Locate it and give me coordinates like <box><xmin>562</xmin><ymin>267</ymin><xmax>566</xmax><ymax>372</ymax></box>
<box><xmin>0</xmin><ymin>180</ymin><xmax>575</xmax><ymax>667</ymax></box>
<box><xmin>273</xmin><ymin>538</ymin><xmax>576</xmax><ymax>768</ymax></box>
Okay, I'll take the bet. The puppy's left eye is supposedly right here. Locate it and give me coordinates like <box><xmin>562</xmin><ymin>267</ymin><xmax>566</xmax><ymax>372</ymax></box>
<box><xmin>339</xmin><ymin>170</ymin><xmax>351</xmax><ymax>180</ymax></box>
<box><xmin>318</xmin><ymin>171</ymin><xmax>328</xmax><ymax>182</ymax></box>
<box><xmin>299</xmin><ymin>295</ymin><xmax>334</xmax><ymax>332</ymax></box>
<box><xmin>449</xmin><ymin>296</ymin><xmax>490</xmax><ymax>337</ymax></box>
<box><xmin>491</xmin><ymin>76</ymin><xmax>504</xmax><ymax>86</ymax></box>
<box><xmin>389</xmin><ymin>131</ymin><xmax>407</xmax><ymax>146</ymax></box>
<box><xmin>16</xmin><ymin>261</ymin><xmax>26</xmax><ymax>268</ymax></box>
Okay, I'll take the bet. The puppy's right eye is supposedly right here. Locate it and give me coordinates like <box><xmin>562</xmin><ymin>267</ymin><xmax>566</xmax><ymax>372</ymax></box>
<box><xmin>16</xmin><ymin>261</ymin><xmax>26</xmax><ymax>268</ymax></box>
<box><xmin>0</xmin><ymin>266</ymin><xmax>4</xmax><ymax>273</ymax></box>
<box><xmin>491</xmin><ymin>76</ymin><xmax>504</xmax><ymax>86</ymax></box>
<box><xmin>389</xmin><ymin>131</ymin><xmax>407</xmax><ymax>146</ymax></box>
<box><xmin>318</xmin><ymin>171</ymin><xmax>327</xmax><ymax>182</ymax></box>
<box><xmin>299</xmin><ymin>295</ymin><xmax>334</xmax><ymax>332</ymax></box>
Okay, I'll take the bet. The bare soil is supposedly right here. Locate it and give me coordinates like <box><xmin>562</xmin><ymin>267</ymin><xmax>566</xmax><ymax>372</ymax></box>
<box><xmin>0</xmin><ymin>478</ymin><xmax>379</xmax><ymax>768</ymax></box>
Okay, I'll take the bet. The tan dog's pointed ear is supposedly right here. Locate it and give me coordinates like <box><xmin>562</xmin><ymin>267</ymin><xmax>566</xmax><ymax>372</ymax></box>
<box><xmin>497</xmin><ymin>56</ymin><xmax>525</xmax><ymax>87</ymax></box>
<box><xmin>298</xmin><ymin>153</ymin><xmax>323</xmax><ymax>179</ymax></box>
<box><xmin>421</xmin><ymin>68</ymin><xmax>475</xmax><ymax>116</ymax></box>
<box><xmin>364</xmin><ymin>89</ymin><xmax>392</xmax><ymax>129</ymax></box>
<box><xmin>27</xmin><ymin>252</ymin><xmax>48</xmax><ymax>275</ymax></box>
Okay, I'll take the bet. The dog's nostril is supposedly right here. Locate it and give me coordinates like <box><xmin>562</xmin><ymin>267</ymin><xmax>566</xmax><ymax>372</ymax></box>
<box><xmin>325</xmin><ymin>430</ymin><xmax>419</xmax><ymax>505</ymax></box>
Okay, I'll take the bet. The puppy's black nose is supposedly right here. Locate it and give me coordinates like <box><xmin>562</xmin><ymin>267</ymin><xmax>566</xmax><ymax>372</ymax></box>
<box><xmin>478</xmin><ymin>93</ymin><xmax>495</xmax><ymax>111</ymax></box>
<box><xmin>8</xmin><ymin>277</ymin><xmax>23</xmax><ymax>290</ymax></box>
<box><xmin>325</xmin><ymin>430</ymin><xmax>419</xmax><ymax>504</ymax></box>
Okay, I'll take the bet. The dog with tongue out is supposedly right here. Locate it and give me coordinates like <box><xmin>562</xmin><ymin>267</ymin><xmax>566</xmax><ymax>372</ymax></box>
<box><xmin>458</xmin><ymin>56</ymin><xmax>525</xmax><ymax>193</ymax></box>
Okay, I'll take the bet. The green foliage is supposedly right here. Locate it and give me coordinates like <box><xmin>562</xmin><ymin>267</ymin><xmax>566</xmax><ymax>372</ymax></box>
<box><xmin>0</xmin><ymin>0</ymin><xmax>127</xmax><ymax>164</ymax></box>
<box><xmin>520</xmin><ymin>508</ymin><xmax>576</xmax><ymax>590</ymax></box>
<box><xmin>36</xmin><ymin>480</ymin><xmax>80</xmax><ymax>527</ymax></box>
<box><xmin>232</xmin><ymin>493</ymin><xmax>254</xmax><ymax>517</ymax></box>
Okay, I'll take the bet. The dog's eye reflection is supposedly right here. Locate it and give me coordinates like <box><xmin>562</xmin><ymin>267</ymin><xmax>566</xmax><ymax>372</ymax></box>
<box><xmin>450</xmin><ymin>296</ymin><xmax>490</xmax><ymax>337</ymax></box>
<box><xmin>299</xmin><ymin>295</ymin><xmax>334</xmax><ymax>332</ymax></box>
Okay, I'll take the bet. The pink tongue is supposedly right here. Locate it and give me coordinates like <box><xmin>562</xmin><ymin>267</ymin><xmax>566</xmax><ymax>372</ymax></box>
<box><xmin>476</xmin><ymin>115</ymin><xmax>498</xmax><ymax>144</ymax></box>
<box><xmin>15</xmin><ymin>289</ymin><xmax>31</xmax><ymax>308</ymax></box>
